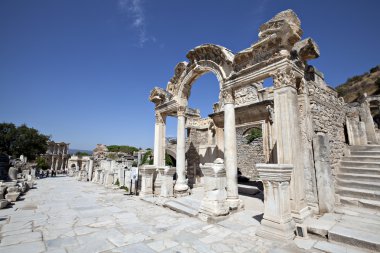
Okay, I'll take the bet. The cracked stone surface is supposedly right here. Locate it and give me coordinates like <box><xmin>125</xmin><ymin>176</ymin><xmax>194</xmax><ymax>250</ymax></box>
<box><xmin>0</xmin><ymin>176</ymin><xmax>304</xmax><ymax>253</ymax></box>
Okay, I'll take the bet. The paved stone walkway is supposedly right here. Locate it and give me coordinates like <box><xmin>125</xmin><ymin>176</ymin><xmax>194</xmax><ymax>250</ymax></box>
<box><xmin>0</xmin><ymin>176</ymin><xmax>302</xmax><ymax>253</ymax></box>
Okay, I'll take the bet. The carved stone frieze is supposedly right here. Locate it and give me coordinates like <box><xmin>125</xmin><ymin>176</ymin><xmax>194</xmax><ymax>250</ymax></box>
<box><xmin>234</xmin><ymin>85</ymin><xmax>259</xmax><ymax>107</ymax></box>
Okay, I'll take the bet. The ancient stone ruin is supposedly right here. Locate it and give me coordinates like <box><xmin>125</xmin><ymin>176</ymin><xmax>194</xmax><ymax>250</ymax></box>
<box><xmin>143</xmin><ymin>9</ymin><xmax>380</xmax><ymax>240</ymax></box>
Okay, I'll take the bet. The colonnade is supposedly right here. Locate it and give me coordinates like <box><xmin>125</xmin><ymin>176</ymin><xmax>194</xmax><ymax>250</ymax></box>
<box><xmin>152</xmin><ymin>88</ymin><xmax>240</xmax><ymax>208</ymax></box>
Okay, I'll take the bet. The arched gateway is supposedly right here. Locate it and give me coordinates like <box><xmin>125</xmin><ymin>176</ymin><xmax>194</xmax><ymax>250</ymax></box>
<box><xmin>146</xmin><ymin>9</ymin><xmax>377</xmax><ymax>240</ymax></box>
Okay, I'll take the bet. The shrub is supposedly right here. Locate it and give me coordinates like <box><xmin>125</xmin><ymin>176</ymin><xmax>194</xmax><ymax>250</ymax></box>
<box><xmin>246</xmin><ymin>128</ymin><xmax>262</xmax><ymax>144</ymax></box>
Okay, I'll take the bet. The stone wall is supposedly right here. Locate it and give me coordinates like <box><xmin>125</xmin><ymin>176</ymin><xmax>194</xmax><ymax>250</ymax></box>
<box><xmin>236</xmin><ymin>125</ymin><xmax>265</xmax><ymax>180</ymax></box>
<box><xmin>308</xmin><ymin>81</ymin><xmax>347</xmax><ymax>184</ymax></box>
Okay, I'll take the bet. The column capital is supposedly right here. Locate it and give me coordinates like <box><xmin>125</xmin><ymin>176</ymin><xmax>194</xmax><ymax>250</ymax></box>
<box><xmin>221</xmin><ymin>89</ymin><xmax>234</xmax><ymax>104</ymax></box>
<box><xmin>272</xmin><ymin>67</ymin><xmax>297</xmax><ymax>89</ymax></box>
<box><xmin>177</xmin><ymin>106</ymin><xmax>186</xmax><ymax>117</ymax></box>
<box><xmin>155</xmin><ymin>112</ymin><xmax>166</xmax><ymax>124</ymax></box>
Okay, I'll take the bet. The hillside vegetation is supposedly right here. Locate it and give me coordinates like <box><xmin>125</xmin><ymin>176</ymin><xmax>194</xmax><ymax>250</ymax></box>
<box><xmin>336</xmin><ymin>65</ymin><xmax>380</xmax><ymax>103</ymax></box>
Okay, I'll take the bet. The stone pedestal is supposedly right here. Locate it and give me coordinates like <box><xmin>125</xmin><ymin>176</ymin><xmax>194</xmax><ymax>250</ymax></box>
<box><xmin>0</xmin><ymin>199</ymin><xmax>9</xmax><ymax>209</ymax></box>
<box><xmin>256</xmin><ymin>164</ymin><xmax>295</xmax><ymax>241</ymax></box>
<box><xmin>140</xmin><ymin>165</ymin><xmax>156</xmax><ymax>197</ymax></box>
<box><xmin>159</xmin><ymin>166</ymin><xmax>176</xmax><ymax>198</ymax></box>
<box><xmin>105</xmin><ymin>172</ymin><xmax>115</xmax><ymax>186</ymax></box>
<box><xmin>199</xmin><ymin>159</ymin><xmax>229</xmax><ymax>219</ymax></box>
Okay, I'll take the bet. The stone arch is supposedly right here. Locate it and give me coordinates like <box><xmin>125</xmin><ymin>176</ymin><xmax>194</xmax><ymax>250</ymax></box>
<box><xmin>166</xmin><ymin>44</ymin><xmax>235</xmax><ymax>100</ymax></box>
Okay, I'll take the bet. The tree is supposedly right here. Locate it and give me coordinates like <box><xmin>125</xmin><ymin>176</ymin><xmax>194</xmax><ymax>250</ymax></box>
<box><xmin>75</xmin><ymin>151</ymin><xmax>90</xmax><ymax>157</ymax></box>
<box><xmin>0</xmin><ymin>123</ymin><xmax>50</xmax><ymax>160</ymax></box>
<box><xmin>106</xmin><ymin>145</ymin><xmax>139</xmax><ymax>154</ymax></box>
<box><xmin>36</xmin><ymin>156</ymin><xmax>49</xmax><ymax>170</ymax></box>
<box><xmin>246</xmin><ymin>128</ymin><xmax>262</xmax><ymax>144</ymax></box>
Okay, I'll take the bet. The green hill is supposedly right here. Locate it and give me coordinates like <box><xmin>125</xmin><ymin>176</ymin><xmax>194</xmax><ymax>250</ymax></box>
<box><xmin>336</xmin><ymin>65</ymin><xmax>380</xmax><ymax>103</ymax></box>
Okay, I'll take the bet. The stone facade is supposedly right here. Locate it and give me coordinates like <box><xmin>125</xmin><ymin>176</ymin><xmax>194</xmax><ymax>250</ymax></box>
<box><xmin>44</xmin><ymin>141</ymin><xmax>70</xmax><ymax>172</ymax></box>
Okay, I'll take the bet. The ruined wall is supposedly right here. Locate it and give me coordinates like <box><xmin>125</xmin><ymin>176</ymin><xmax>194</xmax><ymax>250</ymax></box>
<box><xmin>236</xmin><ymin>125</ymin><xmax>265</xmax><ymax>180</ymax></box>
<box><xmin>308</xmin><ymin>81</ymin><xmax>347</xmax><ymax>182</ymax></box>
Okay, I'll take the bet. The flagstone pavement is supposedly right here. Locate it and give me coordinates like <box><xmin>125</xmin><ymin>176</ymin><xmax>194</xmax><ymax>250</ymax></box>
<box><xmin>0</xmin><ymin>176</ymin><xmax>304</xmax><ymax>253</ymax></box>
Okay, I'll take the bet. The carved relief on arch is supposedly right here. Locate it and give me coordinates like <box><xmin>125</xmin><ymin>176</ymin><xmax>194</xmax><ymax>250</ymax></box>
<box><xmin>166</xmin><ymin>61</ymin><xmax>189</xmax><ymax>95</ymax></box>
<box><xmin>186</xmin><ymin>44</ymin><xmax>234</xmax><ymax>78</ymax></box>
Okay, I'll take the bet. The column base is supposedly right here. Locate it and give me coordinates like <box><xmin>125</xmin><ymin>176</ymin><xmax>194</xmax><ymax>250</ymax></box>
<box><xmin>227</xmin><ymin>198</ymin><xmax>244</xmax><ymax>211</ymax></box>
<box><xmin>256</xmin><ymin>218</ymin><xmax>295</xmax><ymax>241</ymax></box>
<box><xmin>174</xmin><ymin>182</ymin><xmax>189</xmax><ymax>197</ymax></box>
<box><xmin>291</xmin><ymin>206</ymin><xmax>312</xmax><ymax>223</ymax></box>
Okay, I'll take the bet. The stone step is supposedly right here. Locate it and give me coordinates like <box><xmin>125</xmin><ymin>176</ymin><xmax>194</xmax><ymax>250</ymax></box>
<box><xmin>340</xmin><ymin>161</ymin><xmax>380</xmax><ymax>169</ymax></box>
<box><xmin>328</xmin><ymin>223</ymin><xmax>380</xmax><ymax>251</ymax></box>
<box><xmin>163</xmin><ymin>198</ymin><xmax>200</xmax><ymax>217</ymax></box>
<box><xmin>342</xmin><ymin>156</ymin><xmax>380</xmax><ymax>162</ymax></box>
<box><xmin>340</xmin><ymin>196</ymin><xmax>380</xmax><ymax>211</ymax></box>
<box><xmin>340</xmin><ymin>166</ymin><xmax>380</xmax><ymax>175</ymax></box>
<box><xmin>351</xmin><ymin>151</ymin><xmax>380</xmax><ymax>156</ymax></box>
<box><xmin>337</xmin><ymin>173</ymin><xmax>380</xmax><ymax>182</ymax></box>
<box><xmin>313</xmin><ymin>241</ymin><xmax>373</xmax><ymax>253</ymax></box>
<box><xmin>350</xmin><ymin>145</ymin><xmax>380</xmax><ymax>152</ymax></box>
<box><xmin>336</xmin><ymin>186</ymin><xmax>380</xmax><ymax>201</ymax></box>
<box><xmin>337</xmin><ymin>178</ymin><xmax>380</xmax><ymax>191</ymax></box>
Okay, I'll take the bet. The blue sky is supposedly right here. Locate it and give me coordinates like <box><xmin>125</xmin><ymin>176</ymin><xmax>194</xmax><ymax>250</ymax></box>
<box><xmin>1</xmin><ymin>0</ymin><xmax>379</xmax><ymax>150</ymax></box>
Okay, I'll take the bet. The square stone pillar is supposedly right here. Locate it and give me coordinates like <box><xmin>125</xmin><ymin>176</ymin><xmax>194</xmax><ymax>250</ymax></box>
<box><xmin>159</xmin><ymin>166</ymin><xmax>176</xmax><ymax>197</ymax></box>
<box><xmin>273</xmin><ymin>68</ymin><xmax>310</xmax><ymax>222</ymax></box>
<box><xmin>256</xmin><ymin>164</ymin><xmax>295</xmax><ymax>241</ymax></box>
<box><xmin>139</xmin><ymin>165</ymin><xmax>156</xmax><ymax>197</ymax></box>
<box><xmin>199</xmin><ymin>158</ymin><xmax>229</xmax><ymax>220</ymax></box>
<box><xmin>105</xmin><ymin>172</ymin><xmax>115</xmax><ymax>186</ymax></box>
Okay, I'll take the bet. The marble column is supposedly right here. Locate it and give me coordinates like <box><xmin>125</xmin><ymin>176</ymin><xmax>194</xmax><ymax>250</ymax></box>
<box><xmin>88</xmin><ymin>159</ymin><xmax>94</xmax><ymax>182</ymax></box>
<box><xmin>51</xmin><ymin>156</ymin><xmax>55</xmax><ymax>170</ymax></box>
<box><xmin>273</xmin><ymin>68</ymin><xmax>310</xmax><ymax>222</ymax></box>
<box><xmin>222</xmin><ymin>89</ymin><xmax>240</xmax><ymax>209</ymax></box>
<box><xmin>60</xmin><ymin>157</ymin><xmax>65</xmax><ymax>171</ymax></box>
<box><xmin>256</xmin><ymin>164</ymin><xmax>295</xmax><ymax>241</ymax></box>
<box><xmin>174</xmin><ymin>106</ymin><xmax>189</xmax><ymax>194</ymax></box>
<box><xmin>154</xmin><ymin>112</ymin><xmax>166</xmax><ymax>167</ymax></box>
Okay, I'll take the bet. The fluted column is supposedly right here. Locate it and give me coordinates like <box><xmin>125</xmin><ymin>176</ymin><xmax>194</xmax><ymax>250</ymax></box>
<box><xmin>174</xmin><ymin>106</ymin><xmax>189</xmax><ymax>194</ymax></box>
<box><xmin>222</xmin><ymin>89</ymin><xmax>240</xmax><ymax>209</ymax></box>
<box><xmin>273</xmin><ymin>67</ymin><xmax>310</xmax><ymax>222</ymax></box>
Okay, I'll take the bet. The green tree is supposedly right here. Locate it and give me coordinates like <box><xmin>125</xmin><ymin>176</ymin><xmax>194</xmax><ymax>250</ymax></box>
<box><xmin>141</xmin><ymin>150</ymin><xmax>153</xmax><ymax>165</ymax></box>
<box><xmin>75</xmin><ymin>151</ymin><xmax>91</xmax><ymax>157</ymax></box>
<box><xmin>246</xmin><ymin>128</ymin><xmax>262</xmax><ymax>144</ymax></box>
<box><xmin>36</xmin><ymin>156</ymin><xmax>49</xmax><ymax>170</ymax></box>
<box><xmin>106</xmin><ymin>145</ymin><xmax>139</xmax><ymax>154</ymax></box>
<box><xmin>0</xmin><ymin>123</ymin><xmax>50</xmax><ymax>160</ymax></box>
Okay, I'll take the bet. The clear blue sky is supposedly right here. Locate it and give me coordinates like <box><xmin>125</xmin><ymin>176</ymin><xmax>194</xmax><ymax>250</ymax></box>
<box><xmin>1</xmin><ymin>0</ymin><xmax>379</xmax><ymax>150</ymax></box>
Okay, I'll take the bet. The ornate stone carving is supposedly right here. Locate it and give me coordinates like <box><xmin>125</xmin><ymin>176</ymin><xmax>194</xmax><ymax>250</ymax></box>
<box><xmin>166</xmin><ymin>62</ymin><xmax>189</xmax><ymax>95</ymax></box>
<box><xmin>234</xmin><ymin>85</ymin><xmax>259</xmax><ymax>107</ymax></box>
<box><xmin>177</xmin><ymin>106</ymin><xmax>186</xmax><ymax>117</ymax></box>
<box><xmin>221</xmin><ymin>89</ymin><xmax>234</xmax><ymax>104</ymax></box>
<box><xmin>155</xmin><ymin>112</ymin><xmax>165</xmax><ymax>124</ymax></box>
<box><xmin>272</xmin><ymin>68</ymin><xmax>296</xmax><ymax>89</ymax></box>
<box><xmin>149</xmin><ymin>87</ymin><xmax>172</xmax><ymax>106</ymax></box>
<box><xmin>186</xmin><ymin>44</ymin><xmax>234</xmax><ymax>67</ymax></box>
<box><xmin>266</xmin><ymin>105</ymin><xmax>274</xmax><ymax>124</ymax></box>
